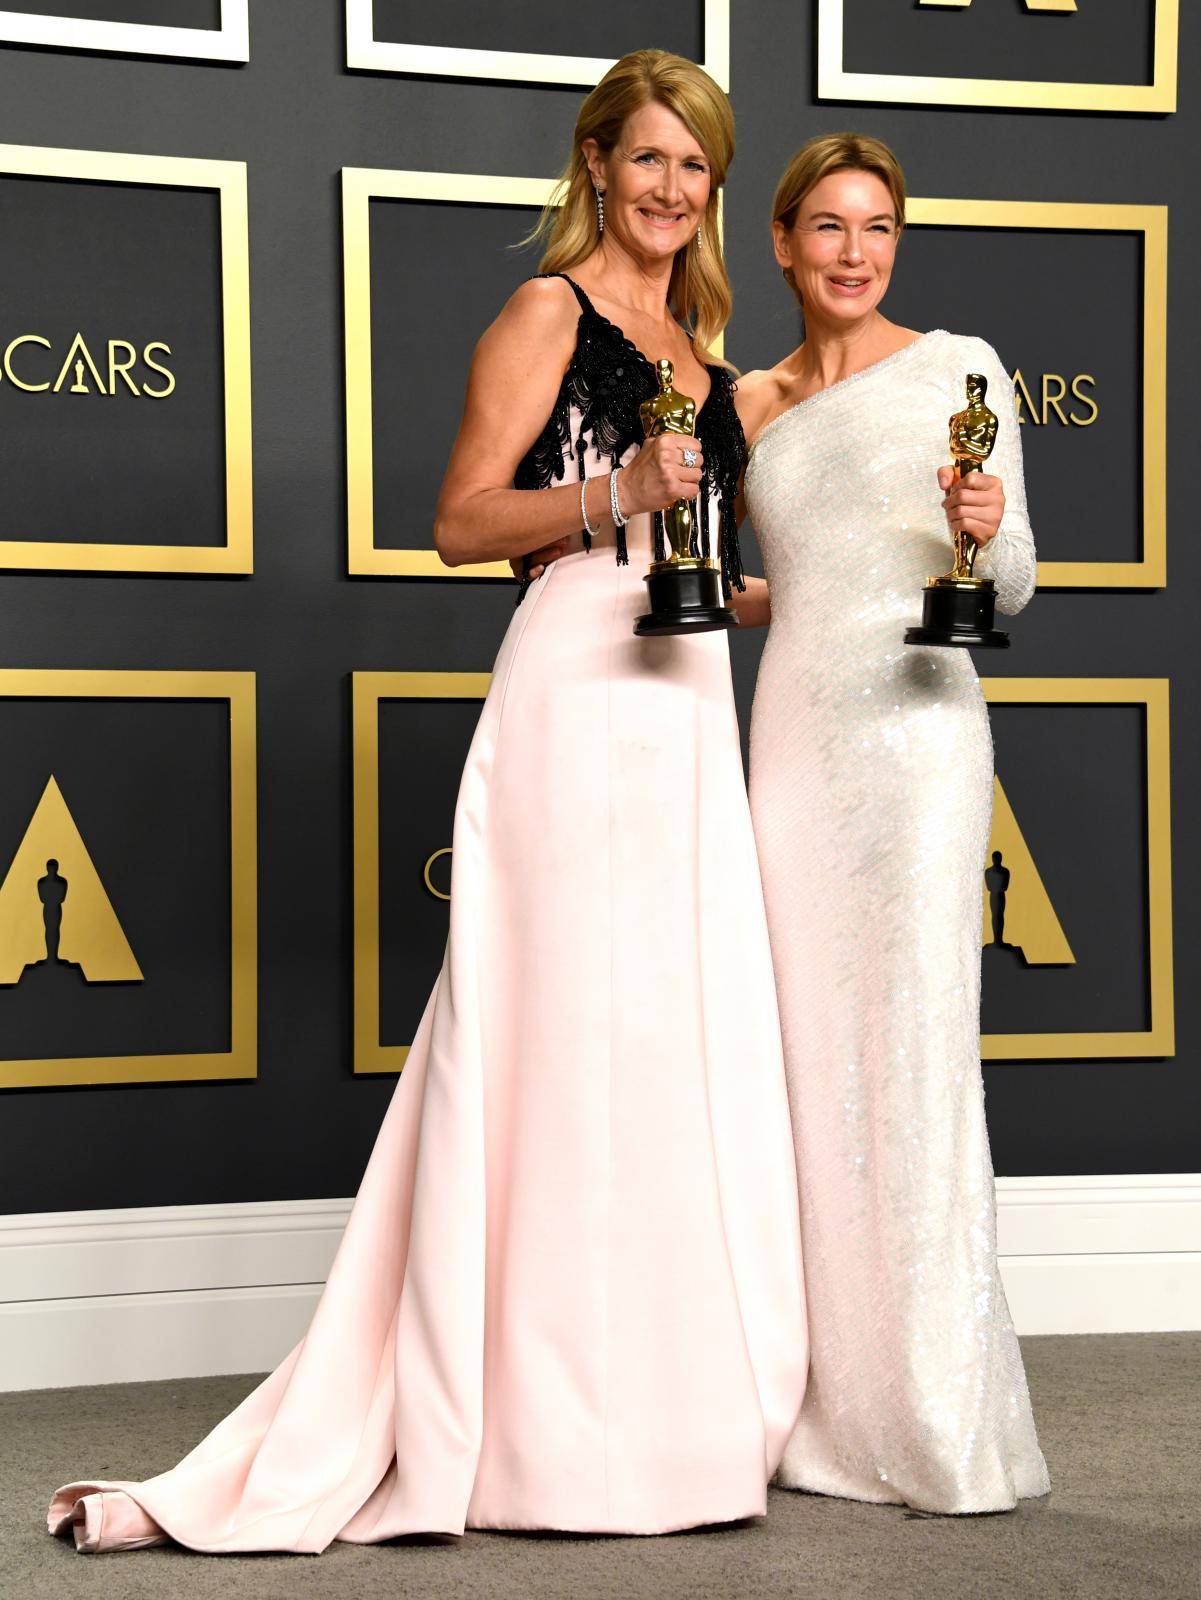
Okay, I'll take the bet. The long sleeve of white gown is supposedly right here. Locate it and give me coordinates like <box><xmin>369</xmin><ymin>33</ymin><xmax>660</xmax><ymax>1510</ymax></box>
<box><xmin>958</xmin><ymin>338</ymin><xmax>1037</xmax><ymax>616</ymax></box>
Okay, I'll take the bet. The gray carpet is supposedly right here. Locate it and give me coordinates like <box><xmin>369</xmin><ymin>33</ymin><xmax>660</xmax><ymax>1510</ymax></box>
<box><xmin>2</xmin><ymin>1334</ymin><xmax>1197</xmax><ymax>1600</ymax></box>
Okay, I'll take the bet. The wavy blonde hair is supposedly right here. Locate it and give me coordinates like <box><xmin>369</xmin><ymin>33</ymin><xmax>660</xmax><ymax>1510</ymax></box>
<box><xmin>531</xmin><ymin>49</ymin><xmax>734</xmax><ymax>358</ymax></box>
<box><xmin>772</xmin><ymin>132</ymin><xmax>907</xmax><ymax>304</ymax></box>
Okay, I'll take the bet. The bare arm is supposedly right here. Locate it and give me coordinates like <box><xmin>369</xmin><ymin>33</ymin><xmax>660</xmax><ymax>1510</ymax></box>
<box><xmin>435</xmin><ymin>278</ymin><xmax>704</xmax><ymax>567</ymax></box>
<box><xmin>434</xmin><ymin>279</ymin><xmax>595</xmax><ymax>567</ymax></box>
<box><xmin>729</xmin><ymin>574</ymin><xmax>770</xmax><ymax>628</ymax></box>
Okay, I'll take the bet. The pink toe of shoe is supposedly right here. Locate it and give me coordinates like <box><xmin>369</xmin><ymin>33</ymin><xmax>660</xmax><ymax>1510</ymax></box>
<box><xmin>48</xmin><ymin>1486</ymin><xmax>167</xmax><ymax>1554</ymax></box>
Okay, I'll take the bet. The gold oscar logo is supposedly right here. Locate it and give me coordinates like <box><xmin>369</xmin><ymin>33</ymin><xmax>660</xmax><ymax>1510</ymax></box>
<box><xmin>0</xmin><ymin>776</ymin><xmax>142</xmax><ymax>984</ymax></box>
<box><xmin>422</xmin><ymin>848</ymin><xmax>452</xmax><ymax>902</ymax></box>
<box><xmin>1</xmin><ymin>333</ymin><xmax>176</xmax><ymax>397</ymax></box>
<box><xmin>919</xmin><ymin>2</ymin><xmax>1079</xmax><ymax>12</ymax></box>
<box><xmin>1012</xmin><ymin>371</ymin><xmax>1098</xmax><ymax>428</ymax></box>
<box><xmin>983</xmin><ymin>777</ymin><xmax>1074</xmax><ymax>964</ymax></box>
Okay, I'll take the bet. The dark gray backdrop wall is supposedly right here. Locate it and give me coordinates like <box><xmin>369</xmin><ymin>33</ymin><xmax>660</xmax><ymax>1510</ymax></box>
<box><xmin>0</xmin><ymin>0</ymin><xmax>1195</xmax><ymax>1212</ymax></box>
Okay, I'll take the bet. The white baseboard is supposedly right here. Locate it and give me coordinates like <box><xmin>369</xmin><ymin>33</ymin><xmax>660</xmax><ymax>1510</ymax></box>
<box><xmin>2</xmin><ymin>1178</ymin><xmax>1198</xmax><ymax>1392</ymax></box>
<box><xmin>994</xmin><ymin>1174</ymin><xmax>1201</xmax><ymax>1339</ymax></box>
<box><xmin>0</xmin><ymin>1200</ymin><xmax>343</xmax><ymax>1394</ymax></box>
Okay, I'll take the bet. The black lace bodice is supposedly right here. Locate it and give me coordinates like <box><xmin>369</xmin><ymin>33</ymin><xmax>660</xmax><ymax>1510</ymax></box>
<box><xmin>512</xmin><ymin>274</ymin><xmax>746</xmax><ymax>604</ymax></box>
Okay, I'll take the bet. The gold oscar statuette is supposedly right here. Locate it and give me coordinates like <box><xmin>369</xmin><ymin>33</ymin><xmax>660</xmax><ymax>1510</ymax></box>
<box><xmin>633</xmin><ymin>358</ymin><xmax>738</xmax><ymax>637</ymax></box>
<box><xmin>904</xmin><ymin>372</ymin><xmax>1011</xmax><ymax>650</ymax></box>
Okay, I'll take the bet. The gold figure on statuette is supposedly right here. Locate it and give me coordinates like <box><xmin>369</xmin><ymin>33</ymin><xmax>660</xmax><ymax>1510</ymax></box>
<box><xmin>639</xmin><ymin>358</ymin><xmax>699</xmax><ymax>564</ymax></box>
<box><xmin>944</xmin><ymin>372</ymin><xmax>1000</xmax><ymax>581</ymax></box>
<box><xmin>903</xmin><ymin>371</ymin><xmax>1010</xmax><ymax>650</ymax></box>
<box><xmin>633</xmin><ymin>359</ymin><xmax>738</xmax><ymax>636</ymax></box>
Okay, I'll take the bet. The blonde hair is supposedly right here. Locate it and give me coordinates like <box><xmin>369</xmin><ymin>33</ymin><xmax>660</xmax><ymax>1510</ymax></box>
<box><xmin>531</xmin><ymin>49</ymin><xmax>734</xmax><ymax>358</ymax></box>
<box><xmin>771</xmin><ymin>132</ymin><xmax>907</xmax><ymax>303</ymax></box>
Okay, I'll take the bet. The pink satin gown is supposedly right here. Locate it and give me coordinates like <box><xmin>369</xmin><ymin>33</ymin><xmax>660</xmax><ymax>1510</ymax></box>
<box><xmin>48</xmin><ymin>277</ymin><xmax>807</xmax><ymax>1554</ymax></box>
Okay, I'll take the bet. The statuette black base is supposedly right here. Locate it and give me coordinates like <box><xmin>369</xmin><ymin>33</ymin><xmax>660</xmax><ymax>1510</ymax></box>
<box><xmin>634</xmin><ymin>558</ymin><xmax>738</xmax><ymax>637</ymax></box>
<box><xmin>904</xmin><ymin>577</ymin><xmax>1009</xmax><ymax>650</ymax></box>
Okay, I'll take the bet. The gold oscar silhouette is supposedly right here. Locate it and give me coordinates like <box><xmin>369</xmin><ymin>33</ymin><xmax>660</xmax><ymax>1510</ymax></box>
<box><xmin>0</xmin><ymin>776</ymin><xmax>141</xmax><ymax>984</ymax></box>
<box><xmin>980</xmin><ymin>777</ymin><xmax>1074</xmax><ymax>965</ymax></box>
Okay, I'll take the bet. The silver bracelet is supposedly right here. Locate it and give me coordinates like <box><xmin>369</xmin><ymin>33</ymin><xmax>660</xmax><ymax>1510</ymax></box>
<box><xmin>580</xmin><ymin>476</ymin><xmax>600</xmax><ymax>540</ymax></box>
<box><xmin>609</xmin><ymin>466</ymin><xmax>629</xmax><ymax>528</ymax></box>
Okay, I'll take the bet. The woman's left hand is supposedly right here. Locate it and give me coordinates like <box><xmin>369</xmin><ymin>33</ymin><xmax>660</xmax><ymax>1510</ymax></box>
<box><xmin>509</xmin><ymin>541</ymin><xmax>566</xmax><ymax>582</ymax></box>
<box><xmin>937</xmin><ymin>466</ymin><xmax>1005</xmax><ymax>548</ymax></box>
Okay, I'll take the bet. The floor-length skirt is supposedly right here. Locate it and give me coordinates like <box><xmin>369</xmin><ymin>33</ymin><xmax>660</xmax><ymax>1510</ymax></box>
<box><xmin>751</xmin><ymin>637</ymin><xmax>1049</xmax><ymax>1514</ymax></box>
<box><xmin>741</xmin><ymin>329</ymin><xmax>1049</xmax><ymax>1514</ymax></box>
<box><xmin>50</xmin><ymin>540</ymin><xmax>807</xmax><ymax>1553</ymax></box>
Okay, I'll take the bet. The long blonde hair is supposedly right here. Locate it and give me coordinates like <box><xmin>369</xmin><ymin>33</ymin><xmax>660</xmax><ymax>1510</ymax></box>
<box><xmin>771</xmin><ymin>132</ymin><xmax>907</xmax><ymax>304</ymax></box>
<box><xmin>531</xmin><ymin>50</ymin><xmax>734</xmax><ymax>357</ymax></box>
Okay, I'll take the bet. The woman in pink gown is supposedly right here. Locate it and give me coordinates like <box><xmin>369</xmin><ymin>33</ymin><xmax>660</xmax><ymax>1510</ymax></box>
<box><xmin>47</xmin><ymin>50</ymin><xmax>806</xmax><ymax>1556</ymax></box>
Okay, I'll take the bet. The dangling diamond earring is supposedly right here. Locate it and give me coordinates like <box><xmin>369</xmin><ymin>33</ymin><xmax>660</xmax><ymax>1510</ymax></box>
<box><xmin>594</xmin><ymin>185</ymin><xmax>605</xmax><ymax>236</ymax></box>
<box><xmin>695</xmin><ymin>224</ymin><xmax>704</xmax><ymax>255</ymax></box>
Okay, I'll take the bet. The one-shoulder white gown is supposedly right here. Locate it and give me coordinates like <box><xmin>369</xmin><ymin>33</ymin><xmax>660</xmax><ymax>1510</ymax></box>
<box><xmin>745</xmin><ymin>331</ymin><xmax>1050</xmax><ymax>1514</ymax></box>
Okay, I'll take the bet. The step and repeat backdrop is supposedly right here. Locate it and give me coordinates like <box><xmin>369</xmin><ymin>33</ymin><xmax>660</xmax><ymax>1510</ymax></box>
<box><xmin>0</xmin><ymin>0</ymin><xmax>1193</xmax><ymax>1211</ymax></box>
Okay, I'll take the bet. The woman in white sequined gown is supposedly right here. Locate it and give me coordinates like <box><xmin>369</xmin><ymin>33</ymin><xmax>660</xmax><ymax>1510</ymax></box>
<box><xmin>737</xmin><ymin>136</ymin><xmax>1050</xmax><ymax>1513</ymax></box>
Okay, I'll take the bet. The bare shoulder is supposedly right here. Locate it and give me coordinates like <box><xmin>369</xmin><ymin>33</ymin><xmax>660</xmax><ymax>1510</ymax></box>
<box><xmin>489</xmin><ymin>276</ymin><xmax>579</xmax><ymax>346</ymax></box>
<box><xmin>467</xmin><ymin>275</ymin><xmax>580</xmax><ymax>391</ymax></box>
<box><xmin>734</xmin><ymin>366</ymin><xmax>790</xmax><ymax>447</ymax></box>
<box><xmin>734</xmin><ymin>367</ymin><xmax>775</xmax><ymax>411</ymax></box>
<box><xmin>736</xmin><ymin>367</ymin><xmax>772</xmax><ymax>397</ymax></box>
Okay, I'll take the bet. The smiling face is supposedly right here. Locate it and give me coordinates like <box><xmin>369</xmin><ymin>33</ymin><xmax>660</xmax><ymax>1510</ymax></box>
<box><xmin>584</xmin><ymin>99</ymin><xmax>711</xmax><ymax>267</ymax></box>
<box><xmin>773</xmin><ymin>167</ymin><xmax>900</xmax><ymax>329</ymax></box>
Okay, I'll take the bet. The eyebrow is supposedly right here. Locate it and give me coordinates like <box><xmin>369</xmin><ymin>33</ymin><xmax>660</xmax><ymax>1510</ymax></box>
<box><xmin>807</xmin><ymin>210</ymin><xmax>894</xmax><ymax>223</ymax></box>
<box><xmin>628</xmin><ymin>145</ymin><xmax>708</xmax><ymax>162</ymax></box>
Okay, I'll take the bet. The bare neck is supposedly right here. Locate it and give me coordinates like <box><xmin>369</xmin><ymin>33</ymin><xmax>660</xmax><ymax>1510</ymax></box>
<box><xmin>791</xmin><ymin>311</ymin><xmax>904</xmax><ymax>392</ymax></box>
<box><xmin>571</xmin><ymin>236</ymin><xmax>676</xmax><ymax>328</ymax></box>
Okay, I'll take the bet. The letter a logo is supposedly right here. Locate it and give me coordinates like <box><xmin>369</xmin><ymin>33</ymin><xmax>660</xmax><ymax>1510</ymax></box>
<box><xmin>0</xmin><ymin>776</ymin><xmax>142</xmax><ymax>983</ymax></box>
<box><xmin>982</xmin><ymin>777</ymin><xmax>1074</xmax><ymax>964</ymax></box>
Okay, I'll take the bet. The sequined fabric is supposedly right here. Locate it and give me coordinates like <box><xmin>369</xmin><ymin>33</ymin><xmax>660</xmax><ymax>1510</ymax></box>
<box><xmin>745</xmin><ymin>332</ymin><xmax>1050</xmax><ymax>1513</ymax></box>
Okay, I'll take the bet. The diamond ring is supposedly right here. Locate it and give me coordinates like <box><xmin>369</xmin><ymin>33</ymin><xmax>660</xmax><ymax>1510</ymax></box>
<box><xmin>682</xmin><ymin>448</ymin><xmax>698</xmax><ymax>468</ymax></box>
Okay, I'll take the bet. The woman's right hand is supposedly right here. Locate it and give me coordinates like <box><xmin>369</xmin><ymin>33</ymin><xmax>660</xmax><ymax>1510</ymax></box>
<box><xmin>507</xmin><ymin>432</ymin><xmax>705</xmax><ymax>579</ymax></box>
<box><xmin>619</xmin><ymin>433</ymin><xmax>704</xmax><ymax>516</ymax></box>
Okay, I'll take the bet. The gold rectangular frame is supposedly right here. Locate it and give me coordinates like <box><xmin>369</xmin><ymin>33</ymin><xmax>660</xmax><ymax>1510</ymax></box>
<box><xmin>0</xmin><ymin>2</ymin><xmax>248</xmax><ymax>61</ymax></box>
<box><xmin>920</xmin><ymin>1</ymin><xmax>1078</xmax><ymax>11</ymax></box>
<box><xmin>345</xmin><ymin>0</ymin><xmax>729</xmax><ymax>89</ymax></box>
<box><xmin>818</xmin><ymin>0</ymin><xmax>1178</xmax><ymax>113</ymax></box>
<box><xmin>353</xmin><ymin>670</ymin><xmax>489</xmax><ymax>1074</ymax></box>
<box><xmin>980</xmin><ymin>677</ymin><xmax>1173</xmax><ymax>1062</ymax></box>
<box><xmin>908</xmin><ymin>198</ymin><xmax>1167</xmax><ymax>589</ymax></box>
<box><xmin>0</xmin><ymin>143</ymin><xmax>253</xmax><ymax>574</ymax></box>
<box><xmin>343</xmin><ymin>169</ymin><xmax>554</xmax><ymax>579</ymax></box>
<box><xmin>354</xmin><ymin>673</ymin><xmax>1173</xmax><ymax>1069</ymax></box>
<box><xmin>344</xmin><ymin>166</ymin><xmax>725</xmax><ymax>579</ymax></box>
<box><xmin>0</xmin><ymin>669</ymin><xmax>257</xmax><ymax>1089</ymax></box>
